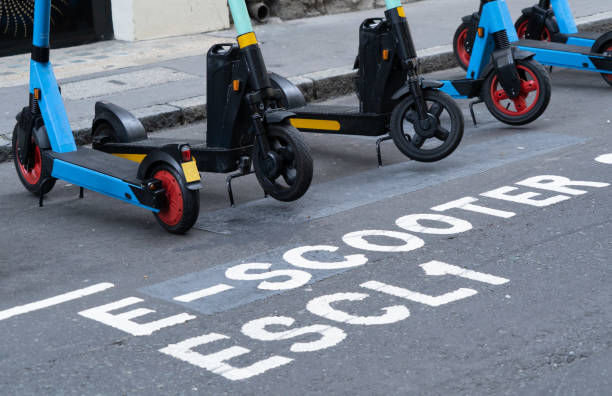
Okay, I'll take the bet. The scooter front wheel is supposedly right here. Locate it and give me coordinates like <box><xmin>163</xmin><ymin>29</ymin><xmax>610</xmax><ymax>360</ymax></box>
<box><xmin>253</xmin><ymin>124</ymin><xmax>313</xmax><ymax>202</ymax></box>
<box><xmin>12</xmin><ymin>123</ymin><xmax>56</xmax><ymax>196</ymax></box>
<box><xmin>151</xmin><ymin>164</ymin><xmax>199</xmax><ymax>234</ymax></box>
<box><xmin>390</xmin><ymin>90</ymin><xmax>464</xmax><ymax>163</ymax></box>
<box><xmin>482</xmin><ymin>59</ymin><xmax>551</xmax><ymax>126</ymax></box>
<box><xmin>453</xmin><ymin>22</ymin><xmax>473</xmax><ymax>71</ymax></box>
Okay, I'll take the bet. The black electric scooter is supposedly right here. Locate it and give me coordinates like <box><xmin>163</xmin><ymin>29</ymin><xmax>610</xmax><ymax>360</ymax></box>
<box><xmin>93</xmin><ymin>0</ymin><xmax>313</xmax><ymax>206</ymax></box>
<box><xmin>270</xmin><ymin>3</ymin><xmax>464</xmax><ymax>166</ymax></box>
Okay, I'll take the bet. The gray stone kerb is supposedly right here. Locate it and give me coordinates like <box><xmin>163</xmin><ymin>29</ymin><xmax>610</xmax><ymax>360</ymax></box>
<box><xmin>1</xmin><ymin>14</ymin><xmax>611</xmax><ymax>164</ymax></box>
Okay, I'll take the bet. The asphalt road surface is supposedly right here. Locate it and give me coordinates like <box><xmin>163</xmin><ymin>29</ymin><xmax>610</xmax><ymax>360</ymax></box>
<box><xmin>1</xmin><ymin>68</ymin><xmax>611</xmax><ymax>395</ymax></box>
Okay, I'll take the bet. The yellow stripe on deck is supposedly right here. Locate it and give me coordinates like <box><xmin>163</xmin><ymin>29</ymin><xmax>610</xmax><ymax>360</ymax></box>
<box><xmin>290</xmin><ymin>118</ymin><xmax>341</xmax><ymax>131</ymax></box>
<box><xmin>113</xmin><ymin>153</ymin><xmax>147</xmax><ymax>163</ymax></box>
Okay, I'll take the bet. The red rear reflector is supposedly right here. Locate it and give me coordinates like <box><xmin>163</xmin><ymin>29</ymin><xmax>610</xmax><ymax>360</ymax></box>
<box><xmin>181</xmin><ymin>145</ymin><xmax>192</xmax><ymax>162</ymax></box>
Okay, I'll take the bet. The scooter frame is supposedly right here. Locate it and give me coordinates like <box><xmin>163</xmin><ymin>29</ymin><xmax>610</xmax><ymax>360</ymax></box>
<box><xmin>15</xmin><ymin>0</ymin><xmax>201</xmax><ymax>232</ymax></box>
<box><xmin>271</xmin><ymin>0</ymin><xmax>465</xmax><ymax>166</ymax></box>
<box><xmin>93</xmin><ymin>0</ymin><xmax>313</xmax><ymax>206</ymax></box>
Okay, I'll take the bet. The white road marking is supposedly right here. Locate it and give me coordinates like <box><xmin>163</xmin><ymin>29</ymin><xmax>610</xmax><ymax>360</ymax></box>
<box><xmin>361</xmin><ymin>281</ymin><xmax>477</xmax><ymax>307</ymax></box>
<box><xmin>174</xmin><ymin>284</ymin><xmax>234</xmax><ymax>303</ymax></box>
<box><xmin>225</xmin><ymin>263</ymin><xmax>311</xmax><ymax>291</ymax></box>
<box><xmin>516</xmin><ymin>175</ymin><xmax>609</xmax><ymax>195</ymax></box>
<box><xmin>419</xmin><ymin>261</ymin><xmax>509</xmax><ymax>285</ymax></box>
<box><xmin>78</xmin><ymin>297</ymin><xmax>196</xmax><ymax>336</ymax></box>
<box><xmin>283</xmin><ymin>245</ymin><xmax>368</xmax><ymax>270</ymax></box>
<box><xmin>241</xmin><ymin>316</ymin><xmax>346</xmax><ymax>353</ymax></box>
<box><xmin>595</xmin><ymin>154</ymin><xmax>612</xmax><ymax>164</ymax></box>
<box><xmin>432</xmin><ymin>197</ymin><xmax>516</xmax><ymax>218</ymax></box>
<box><xmin>306</xmin><ymin>292</ymin><xmax>410</xmax><ymax>325</ymax></box>
<box><xmin>0</xmin><ymin>282</ymin><xmax>114</xmax><ymax>321</ymax></box>
<box><xmin>395</xmin><ymin>213</ymin><xmax>473</xmax><ymax>235</ymax></box>
<box><xmin>481</xmin><ymin>186</ymin><xmax>570</xmax><ymax>207</ymax></box>
<box><xmin>342</xmin><ymin>230</ymin><xmax>424</xmax><ymax>252</ymax></box>
<box><xmin>159</xmin><ymin>333</ymin><xmax>293</xmax><ymax>381</ymax></box>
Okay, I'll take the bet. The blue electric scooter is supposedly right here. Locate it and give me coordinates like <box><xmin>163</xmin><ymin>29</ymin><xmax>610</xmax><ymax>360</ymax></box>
<box><xmin>455</xmin><ymin>0</ymin><xmax>612</xmax><ymax>87</ymax></box>
<box><xmin>514</xmin><ymin>0</ymin><xmax>612</xmax><ymax>86</ymax></box>
<box><xmin>442</xmin><ymin>0</ymin><xmax>552</xmax><ymax>126</ymax></box>
<box><xmin>12</xmin><ymin>0</ymin><xmax>202</xmax><ymax>234</ymax></box>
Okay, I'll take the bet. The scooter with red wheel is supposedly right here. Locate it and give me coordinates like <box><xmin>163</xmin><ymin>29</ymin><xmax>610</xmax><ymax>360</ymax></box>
<box><xmin>514</xmin><ymin>0</ymin><xmax>612</xmax><ymax>86</ymax></box>
<box><xmin>443</xmin><ymin>0</ymin><xmax>552</xmax><ymax>126</ymax></box>
<box><xmin>455</xmin><ymin>0</ymin><xmax>612</xmax><ymax>88</ymax></box>
<box><xmin>13</xmin><ymin>0</ymin><xmax>201</xmax><ymax>234</ymax></box>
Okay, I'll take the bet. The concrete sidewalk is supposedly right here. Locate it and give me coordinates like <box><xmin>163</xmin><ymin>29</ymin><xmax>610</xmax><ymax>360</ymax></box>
<box><xmin>1</xmin><ymin>0</ymin><xmax>611</xmax><ymax>162</ymax></box>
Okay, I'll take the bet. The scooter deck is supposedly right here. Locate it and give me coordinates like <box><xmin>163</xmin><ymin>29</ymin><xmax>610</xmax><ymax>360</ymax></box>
<box><xmin>49</xmin><ymin>147</ymin><xmax>140</xmax><ymax>185</ymax></box>
<box><xmin>557</xmin><ymin>31</ymin><xmax>601</xmax><ymax>41</ymax></box>
<box><xmin>94</xmin><ymin>137</ymin><xmax>252</xmax><ymax>174</ymax></box>
<box><xmin>515</xmin><ymin>39</ymin><xmax>612</xmax><ymax>72</ymax></box>
<box><xmin>290</xmin><ymin>105</ymin><xmax>390</xmax><ymax>137</ymax></box>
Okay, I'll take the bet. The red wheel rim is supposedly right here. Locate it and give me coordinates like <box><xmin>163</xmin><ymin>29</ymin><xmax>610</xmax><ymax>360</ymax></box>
<box><xmin>517</xmin><ymin>20</ymin><xmax>552</xmax><ymax>41</ymax></box>
<box><xmin>456</xmin><ymin>28</ymin><xmax>471</xmax><ymax>68</ymax></box>
<box><xmin>604</xmin><ymin>44</ymin><xmax>612</xmax><ymax>82</ymax></box>
<box><xmin>153</xmin><ymin>170</ymin><xmax>183</xmax><ymax>227</ymax></box>
<box><xmin>17</xmin><ymin>137</ymin><xmax>42</xmax><ymax>185</ymax></box>
<box><xmin>490</xmin><ymin>65</ymin><xmax>540</xmax><ymax>117</ymax></box>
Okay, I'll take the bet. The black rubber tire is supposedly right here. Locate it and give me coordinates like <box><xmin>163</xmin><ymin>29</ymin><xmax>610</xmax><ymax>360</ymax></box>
<box><xmin>514</xmin><ymin>14</ymin><xmax>559</xmax><ymax>41</ymax></box>
<box><xmin>482</xmin><ymin>58</ymin><xmax>551</xmax><ymax>126</ymax></box>
<box><xmin>150</xmin><ymin>164</ymin><xmax>200</xmax><ymax>234</ymax></box>
<box><xmin>12</xmin><ymin>123</ymin><xmax>56</xmax><ymax>196</ymax></box>
<box><xmin>453</xmin><ymin>22</ymin><xmax>473</xmax><ymax>71</ymax></box>
<box><xmin>253</xmin><ymin>124</ymin><xmax>313</xmax><ymax>202</ymax></box>
<box><xmin>390</xmin><ymin>90</ymin><xmax>464</xmax><ymax>163</ymax></box>
<box><xmin>593</xmin><ymin>40</ymin><xmax>612</xmax><ymax>87</ymax></box>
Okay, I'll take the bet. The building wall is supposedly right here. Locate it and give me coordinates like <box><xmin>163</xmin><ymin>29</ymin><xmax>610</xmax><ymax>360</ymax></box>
<box><xmin>269</xmin><ymin>0</ymin><xmax>418</xmax><ymax>20</ymax></box>
<box><xmin>112</xmin><ymin>0</ymin><xmax>230</xmax><ymax>41</ymax></box>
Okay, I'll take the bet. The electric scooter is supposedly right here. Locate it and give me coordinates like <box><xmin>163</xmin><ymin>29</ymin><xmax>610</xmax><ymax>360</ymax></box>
<box><xmin>93</xmin><ymin>0</ymin><xmax>313</xmax><ymax>206</ymax></box>
<box><xmin>454</xmin><ymin>0</ymin><xmax>612</xmax><ymax>87</ymax></box>
<box><xmin>443</xmin><ymin>0</ymin><xmax>552</xmax><ymax>126</ymax></box>
<box><xmin>13</xmin><ymin>0</ymin><xmax>201</xmax><ymax>234</ymax></box>
<box><xmin>514</xmin><ymin>0</ymin><xmax>612</xmax><ymax>86</ymax></box>
<box><xmin>271</xmin><ymin>0</ymin><xmax>464</xmax><ymax>166</ymax></box>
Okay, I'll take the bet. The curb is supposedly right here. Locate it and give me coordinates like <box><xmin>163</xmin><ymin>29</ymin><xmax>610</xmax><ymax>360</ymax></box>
<box><xmin>2</xmin><ymin>13</ymin><xmax>611</xmax><ymax>163</ymax></box>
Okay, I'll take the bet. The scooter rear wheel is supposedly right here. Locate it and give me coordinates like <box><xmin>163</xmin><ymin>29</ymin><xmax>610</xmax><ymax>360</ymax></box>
<box><xmin>595</xmin><ymin>41</ymin><xmax>612</xmax><ymax>87</ymax></box>
<box><xmin>390</xmin><ymin>90</ymin><xmax>464</xmax><ymax>163</ymax></box>
<box><xmin>12</xmin><ymin>123</ymin><xmax>56</xmax><ymax>196</ymax></box>
<box><xmin>151</xmin><ymin>164</ymin><xmax>199</xmax><ymax>234</ymax></box>
<box><xmin>253</xmin><ymin>124</ymin><xmax>313</xmax><ymax>202</ymax></box>
<box><xmin>482</xmin><ymin>59</ymin><xmax>551</xmax><ymax>126</ymax></box>
<box><xmin>453</xmin><ymin>22</ymin><xmax>473</xmax><ymax>71</ymax></box>
<box><xmin>515</xmin><ymin>15</ymin><xmax>557</xmax><ymax>41</ymax></box>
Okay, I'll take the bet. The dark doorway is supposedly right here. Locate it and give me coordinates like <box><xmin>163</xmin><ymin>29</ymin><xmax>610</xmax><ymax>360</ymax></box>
<box><xmin>0</xmin><ymin>0</ymin><xmax>113</xmax><ymax>57</ymax></box>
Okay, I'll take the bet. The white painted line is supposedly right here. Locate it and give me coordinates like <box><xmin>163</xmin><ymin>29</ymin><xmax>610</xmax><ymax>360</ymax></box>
<box><xmin>0</xmin><ymin>282</ymin><xmax>114</xmax><ymax>321</ymax></box>
<box><xmin>420</xmin><ymin>261</ymin><xmax>509</xmax><ymax>286</ymax></box>
<box><xmin>174</xmin><ymin>284</ymin><xmax>234</xmax><ymax>303</ymax></box>
<box><xmin>595</xmin><ymin>154</ymin><xmax>612</xmax><ymax>164</ymax></box>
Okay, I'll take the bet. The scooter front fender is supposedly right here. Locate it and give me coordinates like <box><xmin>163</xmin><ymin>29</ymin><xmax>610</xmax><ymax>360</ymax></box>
<box><xmin>390</xmin><ymin>79</ymin><xmax>444</xmax><ymax>101</ymax></box>
<box><xmin>265</xmin><ymin>110</ymin><xmax>296</xmax><ymax>125</ymax></box>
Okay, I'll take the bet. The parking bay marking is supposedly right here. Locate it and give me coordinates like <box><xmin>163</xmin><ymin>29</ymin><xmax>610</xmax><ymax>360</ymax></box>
<box><xmin>194</xmin><ymin>132</ymin><xmax>585</xmax><ymax>235</ymax></box>
<box><xmin>0</xmin><ymin>282</ymin><xmax>114</xmax><ymax>321</ymax></box>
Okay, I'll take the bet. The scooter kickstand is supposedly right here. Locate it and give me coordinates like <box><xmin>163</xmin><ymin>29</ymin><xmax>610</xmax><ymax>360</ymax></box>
<box><xmin>79</xmin><ymin>187</ymin><xmax>84</xmax><ymax>199</ymax></box>
<box><xmin>469</xmin><ymin>99</ymin><xmax>484</xmax><ymax>127</ymax></box>
<box><xmin>226</xmin><ymin>156</ymin><xmax>253</xmax><ymax>208</ymax></box>
<box><xmin>376</xmin><ymin>135</ymin><xmax>392</xmax><ymax>167</ymax></box>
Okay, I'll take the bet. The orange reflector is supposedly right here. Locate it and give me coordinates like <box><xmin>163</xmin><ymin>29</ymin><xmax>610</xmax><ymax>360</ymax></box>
<box><xmin>478</xmin><ymin>27</ymin><xmax>485</xmax><ymax>38</ymax></box>
<box><xmin>382</xmin><ymin>49</ymin><xmax>390</xmax><ymax>61</ymax></box>
<box><xmin>33</xmin><ymin>88</ymin><xmax>41</xmax><ymax>100</ymax></box>
<box><xmin>233</xmin><ymin>80</ymin><xmax>240</xmax><ymax>91</ymax></box>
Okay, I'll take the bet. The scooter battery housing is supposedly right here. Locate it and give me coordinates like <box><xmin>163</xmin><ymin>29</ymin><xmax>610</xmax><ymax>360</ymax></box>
<box><xmin>357</xmin><ymin>18</ymin><xmax>407</xmax><ymax>114</ymax></box>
